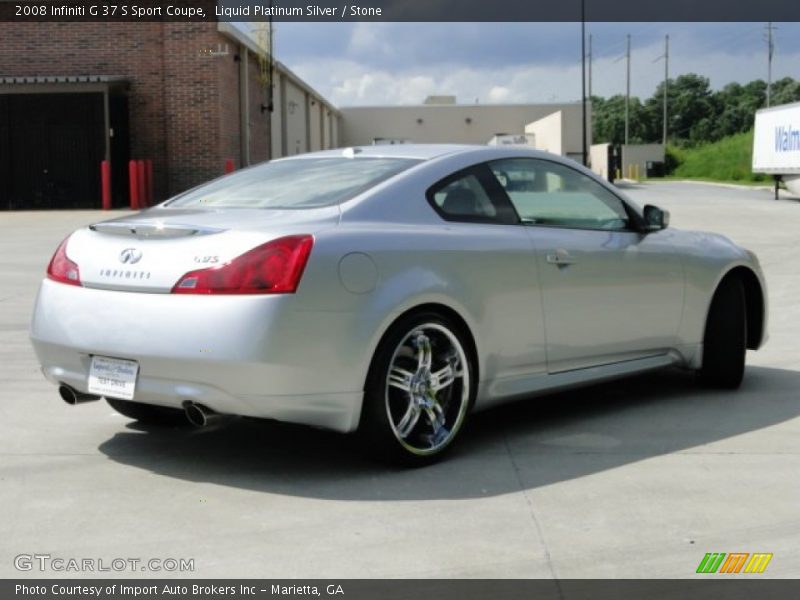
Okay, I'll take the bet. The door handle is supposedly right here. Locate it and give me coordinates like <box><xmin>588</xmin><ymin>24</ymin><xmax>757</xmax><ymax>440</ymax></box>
<box><xmin>546</xmin><ymin>249</ymin><xmax>576</xmax><ymax>266</ymax></box>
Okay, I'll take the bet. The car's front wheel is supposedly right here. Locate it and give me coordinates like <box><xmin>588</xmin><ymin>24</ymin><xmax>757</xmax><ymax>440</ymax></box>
<box><xmin>106</xmin><ymin>398</ymin><xmax>185</xmax><ymax>426</ymax></box>
<box><xmin>360</xmin><ymin>312</ymin><xmax>475</xmax><ymax>466</ymax></box>
<box><xmin>698</xmin><ymin>276</ymin><xmax>747</xmax><ymax>389</ymax></box>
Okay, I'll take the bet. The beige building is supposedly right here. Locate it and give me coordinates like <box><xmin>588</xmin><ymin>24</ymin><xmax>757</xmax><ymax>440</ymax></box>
<box><xmin>269</xmin><ymin>60</ymin><xmax>340</xmax><ymax>157</ymax></box>
<box><xmin>338</xmin><ymin>99</ymin><xmax>591</xmax><ymax>163</ymax></box>
<box><xmin>621</xmin><ymin>144</ymin><xmax>665</xmax><ymax>179</ymax></box>
<box><xmin>219</xmin><ymin>24</ymin><xmax>341</xmax><ymax>160</ymax></box>
<box><xmin>222</xmin><ymin>29</ymin><xmax>590</xmax><ymax>165</ymax></box>
<box><xmin>590</xmin><ymin>142</ymin><xmax>665</xmax><ymax>181</ymax></box>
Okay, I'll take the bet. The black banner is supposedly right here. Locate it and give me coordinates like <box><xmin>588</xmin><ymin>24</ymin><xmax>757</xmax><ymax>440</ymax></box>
<box><xmin>5</xmin><ymin>580</ymin><xmax>800</xmax><ymax>600</ymax></box>
<box><xmin>2</xmin><ymin>0</ymin><xmax>800</xmax><ymax>22</ymax></box>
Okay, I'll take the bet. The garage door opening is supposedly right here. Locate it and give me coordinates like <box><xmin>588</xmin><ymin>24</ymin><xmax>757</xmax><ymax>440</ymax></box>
<box><xmin>0</xmin><ymin>78</ymin><xmax>130</xmax><ymax>210</ymax></box>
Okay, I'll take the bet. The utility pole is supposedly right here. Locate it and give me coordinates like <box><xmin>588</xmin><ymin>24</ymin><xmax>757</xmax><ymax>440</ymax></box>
<box><xmin>664</xmin><ymin>35</ymin><xmax>668</xmax><ymax>145</ymax></box>
<box><xmin>625</xmin><ymin>34</ymin><xmax>631</xmax><ymax>146</ymax></box>
<box><xmin>588</xmin><ymin>33</ymin><xmax>593</xmax><ymax>99</ymax></box>
<box><xmin>765</xmin><ymin>22</ymin><xmax>777</xmax><ymax>107</ymax></box>
<box><xmin>653</xmin><ymin>34</ymin><xmax>669</xmax><ymax>145</ymax></box>
<box><xmin>580</xmin><ymin>0</ymin><xmax>588</xmax><ymax>167</ymax></box>
<box><xmin>613</xmin><ymin>34</ymin><xmax>632</xmax><ymax>145</ymax></box>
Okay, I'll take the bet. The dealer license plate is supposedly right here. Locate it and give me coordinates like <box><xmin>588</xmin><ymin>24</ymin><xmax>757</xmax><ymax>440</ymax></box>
<box><xmin>87</xmin><ymin>356</ymin><xmax>139</xmax><ymax>400</ymax></box>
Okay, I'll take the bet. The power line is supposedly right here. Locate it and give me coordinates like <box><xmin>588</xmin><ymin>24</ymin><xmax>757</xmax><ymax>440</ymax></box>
<box><xmin>686</xmin><ymin>24</ymin><xmax>761</xmax><ymax>57</ymax></box>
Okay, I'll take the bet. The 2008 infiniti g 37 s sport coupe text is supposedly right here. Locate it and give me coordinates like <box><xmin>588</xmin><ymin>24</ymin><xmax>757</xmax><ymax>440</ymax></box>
<box><xmin>30</xmin><ymin>145</ymin><xmax>767</xmax><ymax>465</ymax></box>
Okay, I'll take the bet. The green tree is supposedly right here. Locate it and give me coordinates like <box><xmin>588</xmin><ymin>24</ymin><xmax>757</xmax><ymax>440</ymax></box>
<box><xmin>591</xmin><ymin>74</ymin><xmax>800</xmax><ymax>147</ymax></box>
<box><xmin>770</xmin><ymin>77</ymin><xmax>800</xmax><ymax>106</ymax></box>
<box><xmin>668</xmin><ymin>74</ymin><xmax>716</xmax><ymax>143</ymax></box>
<box><xmin>592</xmin><ymin>94</ymin><xmax>650</xmax><ymax>145</ymax></box>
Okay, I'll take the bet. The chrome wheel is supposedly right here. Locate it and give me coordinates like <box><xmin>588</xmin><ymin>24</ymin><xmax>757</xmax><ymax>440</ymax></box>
<box><xmin>384</xmin><ymin>323</ymin><xmax>470</xmax><ymax>455</ymax></box>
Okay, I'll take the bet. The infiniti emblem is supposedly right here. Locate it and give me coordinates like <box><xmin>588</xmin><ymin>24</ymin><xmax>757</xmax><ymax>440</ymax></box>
<box><xmin>119</xmin><ymin>248</ymin><xmax>143</xmax><ymax>264</ymax></box>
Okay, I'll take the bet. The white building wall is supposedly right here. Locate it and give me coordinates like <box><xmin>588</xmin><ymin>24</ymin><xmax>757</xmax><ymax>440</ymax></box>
<box><xmin>267</xmin><ymin>64</ymin><xmax>340</xmax><ymax>159</ymax></box>
<box><xmin>283</xmin><ymin>79</ymin><xmax>308</xmax><ymax>155</ymax></box>
<box><xmin>339</xmin><ymin>103</ymin><xmax>590</xmax><ymax>157</ymax></box>
<box><xmin>525</xmin><ymin>111</ymin><xmax>563</xmax><ymax>156</ymax></box>
<box><xmin>590</xmin><ymin>143</ymin><xmax>612</xmax><ymax>179</ymax></box>
<box><xmin>331</xmin><ymin>114</ymin><xmax>339</xmax><ymax>149</ymax></box>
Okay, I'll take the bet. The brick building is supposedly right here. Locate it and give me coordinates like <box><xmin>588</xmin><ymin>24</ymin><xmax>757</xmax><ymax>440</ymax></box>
<box><xmin>0</xmin><ymin>22</ymin><xmax>339</xmax><ymax>209</ymax></box>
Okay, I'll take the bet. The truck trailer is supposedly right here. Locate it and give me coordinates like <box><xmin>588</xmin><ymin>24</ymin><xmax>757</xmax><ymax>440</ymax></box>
<box><xmin>753</xmin><ymin>100</ymin><xmax>800</xmax><ymax>198</ymax></box>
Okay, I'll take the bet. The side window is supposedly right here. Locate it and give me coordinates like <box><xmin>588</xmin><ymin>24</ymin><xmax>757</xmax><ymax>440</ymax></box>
<box><xmin>489</xmin><ymin>158</ymin><xmax>631</xmax><ymax>231</ymax></box>
<box><xmin>427</xmin><ymin>165</ymin><xmax>518</xmax><ymax>224</ymax></box>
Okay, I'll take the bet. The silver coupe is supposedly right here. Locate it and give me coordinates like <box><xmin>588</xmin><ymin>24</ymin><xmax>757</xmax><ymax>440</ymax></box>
<box><xmin>30</xmin><ymin>145</ymin><xmax>768</xmax><ymax>464</ymax></box>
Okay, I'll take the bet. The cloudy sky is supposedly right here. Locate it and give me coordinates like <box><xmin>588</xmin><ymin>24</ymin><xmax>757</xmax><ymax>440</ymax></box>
<box><xmin>263</xmin><ymin>22</ymin><xmax>800</xmax><ymax>106</ymax></box>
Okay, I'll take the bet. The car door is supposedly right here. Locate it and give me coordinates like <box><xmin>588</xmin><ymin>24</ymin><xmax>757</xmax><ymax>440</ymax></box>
<box><xmin>488</xmin><ymin>158</ymin><xmax>685</xmax><ymax>374</ymax></box>
<box><xmin>426</xmin><ymin>163</ymin><xmax>549</xmax><ymax>384</ymax></box>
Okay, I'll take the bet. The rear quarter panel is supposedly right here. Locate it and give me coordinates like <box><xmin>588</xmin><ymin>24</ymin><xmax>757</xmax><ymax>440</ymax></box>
<box><xmin>292</xmin><ymin>222</ymin><xmax>547</xmax><ymax>408</ymax></box>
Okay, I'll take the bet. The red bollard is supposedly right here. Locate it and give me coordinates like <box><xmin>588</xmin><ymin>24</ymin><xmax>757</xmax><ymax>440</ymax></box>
<box><xmin>145</xmin><ymin>159</ymin><xmax>154</xmax><ymax>205</ymax></box>
<box><xmin>224</xmin><ymin>158</ymin><xmax>235</xmax><ymax>174</ymax></box>
<box><xmin>129</xmin><ymin>160</ymin><xmax>139</xmax><ymax>210</ymax></box>
<box><xmin>100</xmin><ymin>160</ymin><xmax>111</xmax><ymax>210</ymax></box>
<box><xmin>137</xmin><ymin>160</ymin><xmax>146</xmax><ymax>208</ymax></box>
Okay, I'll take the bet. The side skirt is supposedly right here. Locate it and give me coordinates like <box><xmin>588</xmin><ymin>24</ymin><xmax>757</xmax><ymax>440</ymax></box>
<box><xmin>475</xmin><ymin>352</ymin><xmax>683</xmax><ymax>411</ymax></box>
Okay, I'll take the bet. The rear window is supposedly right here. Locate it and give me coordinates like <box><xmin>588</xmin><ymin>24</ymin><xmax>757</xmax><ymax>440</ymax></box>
<box><xmin>165</xmin><ymin>157</ymin><xmax>421</xmax><ymax>209</ymax></box>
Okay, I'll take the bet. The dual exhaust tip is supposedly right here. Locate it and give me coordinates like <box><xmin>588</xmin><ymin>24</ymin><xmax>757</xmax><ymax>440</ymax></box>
<box><xmin>181</xmin><ymin>400</ymin><xmax>225</xmax><ymax>428</ymax></box>
<box><xmin>58</xmin><ymin>384</ymin><xmax>222</xmax><ymax>428</ymax></box>
<box><xmin>58</xmin><ymin>384</ymin><xmax>101</xmax><ymax>405</ymax></box>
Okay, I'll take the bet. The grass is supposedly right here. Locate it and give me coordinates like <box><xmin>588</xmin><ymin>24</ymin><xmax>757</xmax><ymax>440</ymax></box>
<box><xmin>650</xmin><ymin>175</ymin><xmax>770</xmax><ymax>187</ymax></box>
<box><xmin>665</xmin><ymin>130</ymin><xmax>769</xmax><ymax>184</ymax></box>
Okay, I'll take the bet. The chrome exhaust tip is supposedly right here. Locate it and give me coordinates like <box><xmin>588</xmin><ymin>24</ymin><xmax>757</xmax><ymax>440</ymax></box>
<box><xmin>182</xmin><ymin>401</ymin><xmax>223</xmax><ymax>428</ymax></box>
<box><xmin>58</xmin><ymin>384</ymin><xmax>101</xmax><ymax>405</ymax></box>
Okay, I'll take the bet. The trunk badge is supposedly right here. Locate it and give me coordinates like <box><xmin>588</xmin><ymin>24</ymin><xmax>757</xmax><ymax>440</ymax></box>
<box><xmin>119</xmin><ymin>248</ymin><xmax>143</xmax><ymax>264</ymax></box>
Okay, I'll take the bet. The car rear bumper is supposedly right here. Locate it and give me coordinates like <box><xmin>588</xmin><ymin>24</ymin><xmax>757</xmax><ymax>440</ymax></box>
<box><xmin>30</xmin><ymin>279</ymin><xmax>365</xmax><ymax>432</ymax></box>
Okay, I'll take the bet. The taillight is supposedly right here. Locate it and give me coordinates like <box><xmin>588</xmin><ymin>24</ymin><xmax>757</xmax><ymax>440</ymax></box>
<box><xmin>172</xmin><ymin>235</ymin><xmax>314</xmax><ymax>295</ymax></box>
<box><xmin>46</xmin><ymin>236</ymin><xmax>81</xmax><ymax>286</ymax></box>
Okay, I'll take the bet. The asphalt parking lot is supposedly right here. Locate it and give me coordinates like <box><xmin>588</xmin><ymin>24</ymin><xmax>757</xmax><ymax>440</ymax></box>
<box><xmin>1</xmin><ymin>181</ymin><xmax>799</xmax><ymax>579</ymax></box>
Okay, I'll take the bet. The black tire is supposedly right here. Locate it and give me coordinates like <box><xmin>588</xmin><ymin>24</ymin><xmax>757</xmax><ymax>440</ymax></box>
<box><xmin>106</xmin><ymin>398</ymin><xmax>186</xmax><ymax>426</ymax></box>
<box><xmin>698</xmin><ymin>277</ymin><xmax>747</xmax><ymax>389</ymax></box>
<box><xmin>359</xmin><ymin>311</ymin><xmax>477</xmax><ymax>467</ymax></box>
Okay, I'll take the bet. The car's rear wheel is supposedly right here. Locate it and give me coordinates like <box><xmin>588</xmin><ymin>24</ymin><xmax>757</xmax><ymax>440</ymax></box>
<box><xmin>106</xmin><ymin>398</ymin><xmax>185</xmax><ymax>426</ymax></box>
<box><xmin>360</xmin><ymin>312</ymin><xmax>475</xmax><ymax>466</ymax></box>
<box><xmin>698</xmin><ymin>276</ymin><xmax>747</xmax><ymax>389</ymax></box>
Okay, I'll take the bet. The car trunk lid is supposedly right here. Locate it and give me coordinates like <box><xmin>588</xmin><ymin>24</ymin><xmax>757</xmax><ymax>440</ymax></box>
<box><xmin>66</xmin><ymin>207</ymin><xmax>338</xmax><ymax>293</ymax></box>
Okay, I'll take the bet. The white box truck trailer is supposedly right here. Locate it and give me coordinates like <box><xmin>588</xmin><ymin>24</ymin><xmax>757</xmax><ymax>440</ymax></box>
<box><xmin>753</xmin><ymin>100</ymin><xmax>800</xmax><ymax>198</ymax></box>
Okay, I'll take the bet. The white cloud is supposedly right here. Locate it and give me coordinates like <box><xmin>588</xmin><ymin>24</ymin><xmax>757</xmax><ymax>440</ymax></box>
<box><xmin>488</xmin><ymin>86</ymin><xmax>512</xmax><ymax>102</ymax></box>
<box><xmin>288</xmin><ymin>43</ymin><xmax>800</xmax><ymax>108</ymax></box>
<box><xmin>290</xmin><ymin>60</ymin><xmax>583</xmax><ymax>106</ymax></box>
<box><xmin>277</xmin><ymin>21</ymin><xmax>800</xmax><ymax>107</ymax></box>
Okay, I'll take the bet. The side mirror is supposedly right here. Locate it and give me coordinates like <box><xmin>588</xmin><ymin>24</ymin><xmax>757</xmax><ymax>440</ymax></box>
<box><xmin>642</xmin><ymin>204</ymin><xmax>670</xmax><ymax>232</ymax></box>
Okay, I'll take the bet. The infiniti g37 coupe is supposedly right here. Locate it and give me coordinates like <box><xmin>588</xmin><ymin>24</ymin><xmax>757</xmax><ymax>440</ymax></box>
<box><xmin>30</xmin><ymin>145</ymin><xmax>767</xmax><ymax>464</ymax></box>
